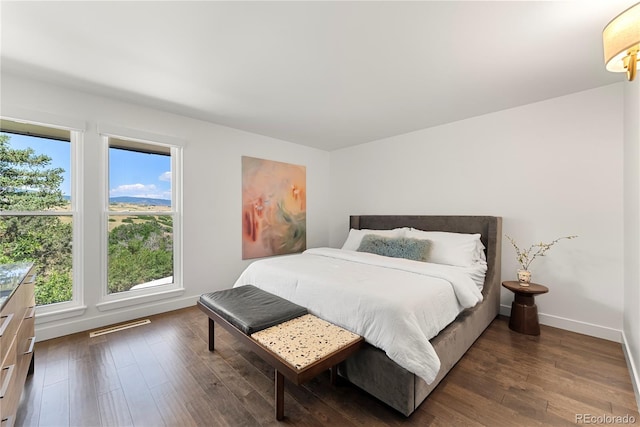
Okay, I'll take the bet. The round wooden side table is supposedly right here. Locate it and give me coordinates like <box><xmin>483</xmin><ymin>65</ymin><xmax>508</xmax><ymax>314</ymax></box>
<box><xmin>501</xmin><ymin>281</ymin><xmax>549</xmax><ymax>336</ymax></box>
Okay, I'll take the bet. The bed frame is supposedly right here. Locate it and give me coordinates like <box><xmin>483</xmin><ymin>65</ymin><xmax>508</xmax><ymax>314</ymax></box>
<box><xmin>337</xmin><ymin>215</ymin><xmax>502</xmax><ymax>416</ymax></box>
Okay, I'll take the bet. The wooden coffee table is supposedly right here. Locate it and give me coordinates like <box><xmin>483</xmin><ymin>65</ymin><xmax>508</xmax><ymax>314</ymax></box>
<box><xmin>502</xmin><ymin>281</ymin><xmax>549</xmax><ymax>336</ymax></box>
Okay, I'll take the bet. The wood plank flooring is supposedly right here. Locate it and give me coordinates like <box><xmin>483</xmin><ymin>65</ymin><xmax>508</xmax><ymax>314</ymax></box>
<box><xmin>16</xmin><ymin>307</ymin><xmax>639</xmax><ymax>426</ymax></box>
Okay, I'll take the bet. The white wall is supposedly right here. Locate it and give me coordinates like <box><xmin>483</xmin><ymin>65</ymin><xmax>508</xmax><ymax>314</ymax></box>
<box><xmin>623</xmin><ymin>77</ymin><xmax>640</xmax><ymax>406</ymax></box>
<box><xmin>1</xmin><ymin>73</ymin><xmax>331</xmax><ymax>340</ymax></box>
<box><xmin>329</xmin><ymin>84</ymin><xmax>624</xmax><ymax>340</ymax></box>
<box><xmin>0</xmin><ymin>72</ymin><xmax>630</xmax><ymax>349</ymax></box>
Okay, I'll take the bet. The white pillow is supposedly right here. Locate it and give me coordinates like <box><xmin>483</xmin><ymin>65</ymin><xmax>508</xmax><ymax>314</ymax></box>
<box><xmin>341</xmin><ymin>228</ymin><xmax>407</xmax><ymax>251</ymax></box>
<box><xmin>404</xmin><ymin>228</ymin><xmax>485</xmax><ymax>267</ymax></box>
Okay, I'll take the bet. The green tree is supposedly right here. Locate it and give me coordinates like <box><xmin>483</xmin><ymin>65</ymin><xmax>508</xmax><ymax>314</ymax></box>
<box><xmin>0</xmin><ymin>133</ymin><xmax>72</xmax><ymax>305</ymax></box>
<box><xmin>107</xmin><ymin>217</ymin><xmax>173</xmax><ymax>293</ymax></box>
<box><xmin>0</xmin><ymin>134</ymin><xmax>66</xmax><ymax>211</ymax></box>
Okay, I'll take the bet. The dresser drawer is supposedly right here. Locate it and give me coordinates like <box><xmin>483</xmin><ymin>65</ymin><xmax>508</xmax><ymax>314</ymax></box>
<box><xmin>0</xmin><ymin>268</ymin><xmax>36</xmax><ymax>361</ymax></box>
<box><xmin>15</xmin><ymin>314</ymin><xmax>34</xmax><ymax>397</ymax></box>
<box><xmin>0</xmin><ymin>296</ymin><xmax>20</xmax><ymax>367</ymax></box>
<box><xmin>0</xmin><ymin>335</ymin><xmax>18</xmax><ymax>425</ymax></box>
<box><xmin>18</xmin><ymin>271</ymin><xmax>35</xmax><ymax>310</ymax></box>
<box><xmin>0</xmin><ymin>288</ymin><xmax>32</xmax><ymax>365</ymax></box>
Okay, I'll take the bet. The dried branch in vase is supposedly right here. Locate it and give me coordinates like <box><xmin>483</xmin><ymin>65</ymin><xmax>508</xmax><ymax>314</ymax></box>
<box><xmin>505</xmin><ymin>234</ymin><xmax>578</xmax><ymax>271</ymax></box>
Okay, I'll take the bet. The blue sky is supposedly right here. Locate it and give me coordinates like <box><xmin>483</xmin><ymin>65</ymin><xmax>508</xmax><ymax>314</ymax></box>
<box><xmin>109</xmin><ymin>148</ymin><xmax>171</xmax><ymax>201</ymax></box>
<box><xmin>4</xmin><ymin>133</ymin><xmax>171</xmax><ymax>201</ymax></box>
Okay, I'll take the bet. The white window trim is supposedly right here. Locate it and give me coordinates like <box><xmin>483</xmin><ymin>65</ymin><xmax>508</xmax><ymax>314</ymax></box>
<box><xmin>97</xmin><ymin>123</ymin><xmax>186</xmax><ymax>148</ymax></box>
<box><xmin>2</xmin><ymin>107</ymin><xmax>87</xmax><ymax>133</ymax></box>
<box><xmin>0</xmin><ymin>114</ymin><xmax>85</xmax><ymax>321</ymax></box>
<box><xmin>99</xmin><ymin>126</ymin><xmax>184</xmax><ymax>308</ymax></box>
<box><xmin>35</xmin><ymin>305</ymin><xmax>88</xmax><ymax>325</ymax></box>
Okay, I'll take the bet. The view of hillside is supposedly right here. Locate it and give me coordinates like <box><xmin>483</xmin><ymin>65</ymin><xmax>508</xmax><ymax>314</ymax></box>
<box><xmin>0</xmin><ymin>132</ymin><xmax>174</xmax><ymax>305</ymax></box>
<box><xmin>110</xmin><ymin>196</ymin><xmax>171</xmax><ymax>206</ymax></box>
<box><xmin>63</xmin><ymin>195</ymin><xmax>171</xmax><ymax>206</ymax></box>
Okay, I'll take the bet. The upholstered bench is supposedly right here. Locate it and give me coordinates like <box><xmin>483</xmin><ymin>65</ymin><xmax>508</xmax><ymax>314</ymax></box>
<box><xmin>197</xmin><ymin>285</ymin><xmax>363</xmax><ymax>420</ymax></box>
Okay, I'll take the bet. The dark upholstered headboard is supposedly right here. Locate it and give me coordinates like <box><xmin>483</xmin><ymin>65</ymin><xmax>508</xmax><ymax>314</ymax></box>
<box><xmin>349</xmin><ymin>215</ymin><xmax>502</xmax><ymax>299</ymax></box>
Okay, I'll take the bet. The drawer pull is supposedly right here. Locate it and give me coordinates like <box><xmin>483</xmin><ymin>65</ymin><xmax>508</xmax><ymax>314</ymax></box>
<box><xmin>0</xmin><ymin>314</ymin><xmax>14</xmax><ymax>338</ymax></box>
<box><xmin>1</xmin><ymin>415</ymin><xmax>14</xmax><ymax>427</ymax></box>
<box><xmin>0</xmin><ymin>364</ymin><xmax>15</xmax><ymax>399</ymax></box>
<box><xmin>23</xmin><ymin>274</ymin><xmax>36</xmax><ymax>284</ymax></box>
<box><xmin>24</xmin><ymin>336</ymin><xmax>36</xmax><ymax>355</ymax></box>
<box><xmin>24</xmin><ymin>306</ymin><xmax>36</xmax><ymax>320</ymax></box>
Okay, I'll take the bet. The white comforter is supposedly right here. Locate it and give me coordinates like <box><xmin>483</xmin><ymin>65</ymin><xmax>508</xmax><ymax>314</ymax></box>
<box><xmin>233</xmin><ymin>247</ymin><xmax>483</xmax><ymax>383</ymax></box>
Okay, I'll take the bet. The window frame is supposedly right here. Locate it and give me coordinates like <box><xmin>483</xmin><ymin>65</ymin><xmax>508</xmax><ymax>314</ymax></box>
<box><xmin>97</xmin><ymin>125</ymin><xmax>184</xmax><ymax>311</ymax></box>
<box><xmin>0</xmin><ymin>115</ymin><xmax>86</xmax><ymax>320</ymax></box>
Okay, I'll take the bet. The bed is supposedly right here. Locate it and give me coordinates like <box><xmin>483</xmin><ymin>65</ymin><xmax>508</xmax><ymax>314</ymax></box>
<box><xmin>234</xmin><ymin>215</ymin><xmax>502</xmax><ymax>416</ymax></box>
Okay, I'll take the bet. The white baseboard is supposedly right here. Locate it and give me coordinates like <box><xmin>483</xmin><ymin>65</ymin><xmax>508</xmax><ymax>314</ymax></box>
<box><xmin>499</xmin><ymin>304</ymin><xmax>623</xmax><ymax>343</ymax></box>
<box><xmin>622</xmin><ymin>331</ymin><xmax>640</xmax><ymax>411</ymax></box>
<box><xmin>35</xmin><ymin>295</ymin><xmax>200</xmax><ymax>342</ymax></box>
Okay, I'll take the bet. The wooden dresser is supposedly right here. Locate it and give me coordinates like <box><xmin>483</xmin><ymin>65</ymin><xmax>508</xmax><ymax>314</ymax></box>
<box><xmin>0</xmin><ymin>263</ymin><xmax>36</xmax><ymax>427</ymax></box>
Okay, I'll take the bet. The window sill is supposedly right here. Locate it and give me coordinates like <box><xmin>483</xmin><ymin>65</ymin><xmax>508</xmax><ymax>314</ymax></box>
<box><xmin>96</xmin><ymin>287</ymin><xmax>186</xmax><ymax>312</ymax></box>
<box><xmin>35</xmin><ymin>305</ymin><xmax>88</xmax><ymax>325</ymax></box>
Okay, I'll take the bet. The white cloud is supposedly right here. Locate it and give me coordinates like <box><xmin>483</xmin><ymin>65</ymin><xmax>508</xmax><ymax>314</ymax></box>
<box><xmin>110</xmin><ymin>183</ymin><xmax>156</xmax><ymax>194</ymax></box>
<box><xmin>110</xmin><ymin>183</ymin><xmax>157</xmax><ymax>197</ymax></box>
<box><xmin>159</xmin><ymin>171</ymin><xmax>171</xmax><ymax>182</ymax></box>
<box><xmin>110</xmin><ymin>183</ymin><xmax>171</xmax><ymax>200</ymax></box>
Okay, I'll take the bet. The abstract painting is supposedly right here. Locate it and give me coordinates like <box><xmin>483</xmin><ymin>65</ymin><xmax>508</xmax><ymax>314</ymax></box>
<box><xmin>242</xmin><ymin>156</ymin><xmax>306</xmax><ymax>259</ymax></box>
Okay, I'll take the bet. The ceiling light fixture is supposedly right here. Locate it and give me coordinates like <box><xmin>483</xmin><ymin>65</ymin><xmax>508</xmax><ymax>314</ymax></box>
<box><xmin>603</xmin><ymin>2</ymin><xmax>640</xmax><ymax>81</ymax></box>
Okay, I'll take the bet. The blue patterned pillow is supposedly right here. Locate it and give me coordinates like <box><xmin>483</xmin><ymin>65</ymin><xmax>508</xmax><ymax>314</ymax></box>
<box><xmin>356</xmin><ymin>235</ymin><xmax>431</xmax><ymax>262</ymax></box>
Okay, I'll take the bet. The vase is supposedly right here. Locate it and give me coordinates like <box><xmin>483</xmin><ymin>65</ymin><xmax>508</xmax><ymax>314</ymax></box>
<box><xmin>517</xmin><ymin>269</ymin><xmax>531</xmax><ymax>286</ymax></box>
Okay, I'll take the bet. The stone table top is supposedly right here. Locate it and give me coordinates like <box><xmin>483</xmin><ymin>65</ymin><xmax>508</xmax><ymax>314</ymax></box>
<box><xmin>251</xmin><ymin>314</ymin><xmax>361</xmax><ymax>370</ymax></box>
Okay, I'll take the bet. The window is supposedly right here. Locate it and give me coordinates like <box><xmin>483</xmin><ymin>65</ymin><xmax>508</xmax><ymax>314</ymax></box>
<box><xmin>0</xmin><ymin>119</ymin><xmax>79</xmax><ymax>307</ymax></box>
<box><xmin>1</xmin><ymin>116</ymin><xmax>183</xmax><ymax>318</ymax></box>
<box><xmin>104</xmin><ymin>134</ymin><xmax>182</xmax><ymax>300</ymax></box>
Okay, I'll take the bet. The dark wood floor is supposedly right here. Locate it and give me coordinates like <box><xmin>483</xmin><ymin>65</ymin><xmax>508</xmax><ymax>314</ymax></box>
<box><xmin>16</xmin><ymin>306</ymin><xmax>639</xmax><ymax>426</ymax></box>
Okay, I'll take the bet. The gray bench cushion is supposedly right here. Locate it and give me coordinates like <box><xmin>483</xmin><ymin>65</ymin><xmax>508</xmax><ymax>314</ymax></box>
<box><xmin>199</xmin><ymin>285</ymin><xmax>308</xmax><ymax>335</ymax></box>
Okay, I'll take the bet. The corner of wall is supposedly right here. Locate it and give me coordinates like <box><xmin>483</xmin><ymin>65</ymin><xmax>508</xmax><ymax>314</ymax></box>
<box><xmin>623</xmin><ymin>331</ymin><xmax>640</xmax><ymax>411</ymax></box>
<box><xmin>623</xmin><ymin>76</ymin><xmax>640</xmax><ymax>413</ymax></box>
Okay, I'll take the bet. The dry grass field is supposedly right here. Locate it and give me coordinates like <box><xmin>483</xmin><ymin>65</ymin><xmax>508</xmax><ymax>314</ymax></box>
<box><xmin>107</xmin><ymin>203</ymin><xmax>172</xmax><ymax>232</ymax></box>
<box><xmin>47</xmin><ymin>203</ymin><xmax>171</xmax><ymax>230</ymax></box>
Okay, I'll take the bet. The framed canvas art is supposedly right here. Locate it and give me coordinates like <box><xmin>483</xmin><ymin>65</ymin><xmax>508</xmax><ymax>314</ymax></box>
<box><xmin>242</xmin><ymin>156</ymin><xmax>306</xmax><ymax>259</ymax></box>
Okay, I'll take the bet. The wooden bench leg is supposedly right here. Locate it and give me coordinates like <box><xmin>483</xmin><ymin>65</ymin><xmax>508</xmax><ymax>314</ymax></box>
<box><xmin>209</xmin><ymin>318</ymin><xmax>215</xmax><ymax>351</ymax></box>
<box><xmin>275</xmin><ymin>370</ymin><xmax>284</xmax><ymax>420</ymax></box>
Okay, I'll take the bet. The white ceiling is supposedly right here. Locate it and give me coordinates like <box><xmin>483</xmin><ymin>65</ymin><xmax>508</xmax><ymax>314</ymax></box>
<box><xmin>1</xmin><ymin>1</ymin><xmax>636</xmax><ymax>151</ymax></box>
